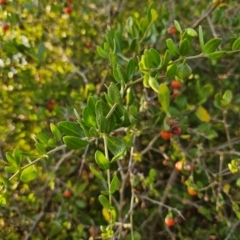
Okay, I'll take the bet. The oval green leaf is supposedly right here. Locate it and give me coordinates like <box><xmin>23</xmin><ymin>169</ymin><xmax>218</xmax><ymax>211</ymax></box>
<box><xmin>95</xmin><ymin>150</ymin><xmax>109</xmax><ymax>171</ymax></box>
<box><xmin>232</xmin><ymin>37</ymin><xmax>240</xmax><ymax>50</ymax></box>
<box><xmin>166</xmin><ymin>39</ymin><xmax>180</xmax><ymax>56</ymax></box>
<box><xmin>63</xmin><ymin>136</ymin><xmax>88</xmax><ymax>150</ymax></box>
<box><xmin>158</xmin><ymin>83</ymin><xmax>170</xmax><ymax>113</ymax></box>
<box><xmin>203</xmin><ymin>38</ymin><xmax>222</xmax><ymax>54</ymax></box>
<box><xmin>20</xmin><ymin>165</ymin><xmax>38</xmax><ymax>182</ymax></box>
<box><xmin>110</xmin><ymin>175</ymin><xmax>119</xmax><ymax>194</ymax></box>
<box><xmin>98</xmin><ymin>195</ymin><xmax>111</xmax><ymax>209</ymax></box>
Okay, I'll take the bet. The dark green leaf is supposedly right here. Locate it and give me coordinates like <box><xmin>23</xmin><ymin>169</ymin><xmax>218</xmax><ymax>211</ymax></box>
<box><xmin>166</xmin><ymin>64</ymin><xmax>177</xmax><ymax>77</ymax></box>
<box><xmin>58</xmin><ymin>121</ymin><xmax>84</xmax><ymax>137</ymax></box>
<box><xmin>117</xmin><ymin>64</ymin><xmax>128</xmax><ymax>83</ymax></box>
<box><xmin>126</xmin><ymin>58</ymin><xmax>136</xmax><ymax>79</ymax></box>
<box><xmin>203</xmin><ymin>38</ymin><xmax>222</xmax><ymax>54</ymax></box>
<box><xmin>20</xmin><ymin>166</ymin><xmax>38</xmax><ymax>182</ymax></box>
<box><xmin>149</xmin><ymin>48</ymin><xmax>161</xmax><ymax>67</ymax></box>
<box><xmin>221</xmin><ymin>90</ymin><xmax>232</xmax><ymax>106</ymax></box>
<box><xmin>63</xmin><ymin>136</ymin><xmax>88</xmax><ymax>150</ymax></box>
<box><xmin>214</xmin><ymin>93</ymin><xmax>221</xmax><ymax>109</ymax></box>
<box><xmin>166</xmin><ymin>39</ymin><xmax>180</xmax><ymax>56</ymax></box>
<box><xmin>106</xmin><ymin>136</ymin><xmax>125</xmax><ymax>157</ymax></box>
<box><xmin>95</xmin><ymin>150</ymin><xmax>109</xmax><ymax>171</ymax></box>
<box><xmin>161</xmin><ymin>50</ymin><xmax>170</xmax><ymax>69</ymax></box>
<box><xmin>179</xmin><ymin>39</ymin><xmax>190</xmax><ymax>56</ymax></box>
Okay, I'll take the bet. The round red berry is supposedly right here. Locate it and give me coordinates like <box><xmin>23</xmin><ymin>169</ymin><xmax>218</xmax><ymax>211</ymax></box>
<box><xmin>47</xmin><ymin>100</ymin><xmax>57</xmax><ymax>111</ymax></box>
<box><xmin>175</xmin><ymin>161</ymin><xmax>183</xmax><ymax>171</ymax></box>
<box><xmin>0</xmin><ymin>0</ymin><xmax>7</xmax><ymax>4</ymax></box>
<box><xmin>160</xmin><ymin>131</ymin><xmax>172</xmax><ymax>139</ymax></box>
<box><xmin>171</xmin><ymin>80</ymin><xmax>181</xmax><ymax>89</ymax></box>
<box><xmin>171</xmin><ymin>126</ymin><xmax>181</xmax><ymax>135</ymax></box>
<box><xmin>63</xmin><ymin>190</ymin><xmax>72</xmax><ymax>198</ymax></box>
<box><xmin>65</xmin><ymin>6</ymin><xmax>72</xmax><ymax>14</ymax></box>
<box><xmin>2</xmin><ymin>24</ymin><xmax>9</xmax><ymax>32</ymax></box>
<box><xmin>168</xmin><ymin>27</ymin><xmax>177</xmax><ymax>35</ymax></box>
<box><xmin>165</xmin><ymin>217</ymin><xmax>175</xmax><ymax>227</ymax></box>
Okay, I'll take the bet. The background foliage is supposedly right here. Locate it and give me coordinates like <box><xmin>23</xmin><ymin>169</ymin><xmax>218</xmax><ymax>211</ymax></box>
<box><xmin>1</xmin><ymin>0</ymin><xmax>240</xmax><ymax>239</ymax></box>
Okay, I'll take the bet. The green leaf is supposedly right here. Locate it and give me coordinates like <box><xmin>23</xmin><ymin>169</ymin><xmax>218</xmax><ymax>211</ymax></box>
<box><xmin>37</xmin><ymin>43</ymin><xmax>46</xmax><ymax>60</ymax></box>
<box><xmin>195</xmin><ymin>106</ymin><xmax>211</xmax><ymax>122</ymax></box>
<box><xmin>117</xmin><ymin>64</ymin><xmax>128</xmax><ymax>83</ymax></box>
<box><xmin>207</xmin><ymin>51</ymin><xmax>226</xmax><ymax>60</ymax></box>
<box><xmin>148</xmin><ymin>76</ymin><xmax>159</xmax><ymax>93</ymax></box>
<box><xmin>150</xmin><ymin>8</ymin><xmax>158</xmax><ymax>23</ymax></box>
<box><xmin>95</xmin><ymin>150</ymin><xmax>109</xmax><ymax>171</ymax></box>
<box><xmin>179</xmin><ymin>39</ymin><xmax>190</xmax><ymax>56</ymax></box>
<box><xmin>20</xmin><ymin>165</ymin><xmax>38</xmax><ymax>182</ymax></box>
<box><xmin>35</xmin><ymin>142</ymin><xmax>46</xmax><ymax>154</ymax></box>
<box><xmin>199</xmin><ymin>25</ymin><xmax>204</xmax><ymax>51</ymax></box>
<box><xmin>214</xmin><ymin>93</ymin><xmax>221</xmax><ymax>109</ymax></box>
<box><xmin>174</xmin><ymin>20</ymin><xmax>182</xmax><ymax>32</ymax></box>
<box><xmin>47</xmin><ymin>138</ymin><xmax>57</xmax><ymax>147</ymax></box>
<box><xmin>221</xmin><ymin>90</ymin><xmax>232</xmax><ymax>106</ymax></box>
<box><xmin>50</xmin><ymin>123</ymin><xmax>61</xmax><ymax>141</ymax></box>
<box><xmin>166</xmin><ymin>64</ymin><xmax>177</xmax><ymax>77</ymax></box>
<box><xmin>108</xmin><ymin>83</ymin><xmax>122</xmax><ymax>105</ymax></box>
<box><xmin>203</xmin><ymin>38</ymin><xmax>222</xmax><ymax>54</ymax></box>
<box><xmin>126</xmin><ymin>58</ymin><xmax>136</xmax><ymax>79</ymax></box>
<box><xmin>58</xmin><ymin>121</ymin><xmax>85</xmax><ymax>137</ymax></box>
<box><xmin>6</xmin><ymin>152</ymin><xmax>18</xmax><ymax>167</ymax></box>
<box><xmin>0</xmin><ymin>176</ymin><xmax>11</xmax><ymax>188</ymax></box>
<box><xmin>106</xmin><ymin>136</ymin><xmax>125</xmax><ymax>156</ymax></box>
<box><xmin>83</xmin><ymin>106</ymin><xmax>97</xmax><ymax>128</ymax></box>
<box><xmin>63</xmin><ymin>136</ymin><xmax>88</xmax><ymax>150</ymax></box>
<box><xmin>186</xmin><ymin>28</ymin><xmax>198</xmax><ymax>37</ymax></box>
<box><xmin>109</xmin><ymin>52</ymin><xmax>117</xmax><ymax>67</ymax></box>
<box><xmin>96</xmin><ymin>46</ymin><xmax>108</xmax><ymax>58</ymax></box>
<box><xmin>98</xmin><ymin>195</ymin><xmax>111</xmax><ymax>209</ymax></box>
<box><xmin>110</xmin><ymin>175</ymin><xmax>119</xmax><ymax>194</ymax></box>
<box><xmin>126</xmin><ymin>232</ymin><xmax>141</xmax><ymax>240</ymax></box>
<box><xmin>161</xmin><ymin>50</ymin><xmax>170</xmax><ymax>70</ymax></box>
<box><xmin>149</xmin><ymin>48</ymin><xmax>161</xmax><ymax>67</ymax></box>
<box><xmin>5</xmin><ymin>166</ymin><xmax>19</xmax><ymax>173</ymax></box>
<box><xmin>37</xmin><ymin>132</ymin><xmax>49</xmax><ymax>145</ymax></box>
<box><xmin>166</xmin><ymin>39</ymin><xmax>180</xmax><ymax>56</ymax></box>
<box><xmin>232</xmin><ymin>37</ymin><xmax>240</xmax><ymax>50</ymax></box>
<box><xmin>89</xmin><ymin>164</ymin><xmax>105</xmax><ymax>181</ymax></box>
<box><xmin>158</xmin><ymin>83</ymin><xmax>170</xmax><ymax>113</ymax></box>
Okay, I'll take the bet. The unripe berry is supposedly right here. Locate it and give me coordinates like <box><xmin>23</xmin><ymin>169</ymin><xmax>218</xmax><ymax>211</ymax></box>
<box><xmin>177</xmin><ymin>62</ymin><xmax>192</xmax><ymax>80</ymax></box>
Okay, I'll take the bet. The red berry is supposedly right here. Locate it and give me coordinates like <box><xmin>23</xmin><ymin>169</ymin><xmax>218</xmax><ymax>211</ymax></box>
<box><xmin>63</xmin><ymin>190</ymin><xmax>72</xmax><ymax>198</ymax></box>
<box><xmin>0</xmin><ymin>0</ymin><xmax>7</xmax><ymax>4</ymax></box>
<box><xmin>2</xmin><ymin>24</ymin><xmax>9</xmax><ymax>32</ymax></box>
<box><xmin>160</xmin><ymin>131</ymin><xmax>172</xmax><ymax>139</ymax></box>
<box><xmin>86</xmin><ymin>41</ymin><xmax>92</xmax><ymax>48</ymax></box>
<box><xmin>165</xmin><ymin>217</ymin><xmax>175</xmax><ymax>227</ymax></box>
<box><xmin>171</xmin><ymin>126</ymin><xmax>181</xmax><ymax>135</ymax></box>
<box><xmin>64</xmin><ymin>6</ymin><xmax>72</xmax><ymax>14</ymax></box>
<box><xmin>187</xmin><ymin>187</ymin><xmax>198</xmax><ymax>196</ymax></box>
<box><xmin>47</xmin><ymin>100</ymin><xmax>56</xmax><ymax>111</ymax></box>
<box><xmin>171</xmin><ymin>80</ymin><xmax>181</xmax><ymax>89</ymax></box>
<box><xmin>67</xmin><ymin>0</ymin><xmax>73</xmax><ymax>3</ymax></box>
<box><xmin>168</xmin><ymin>27</ymin><xmax>177</xmax><ymax>35</ymax></box>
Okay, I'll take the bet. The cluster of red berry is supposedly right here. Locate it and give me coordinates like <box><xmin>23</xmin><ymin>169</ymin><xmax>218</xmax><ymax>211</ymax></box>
<box><xmin>64</xmin><ymin>0</ymin><xmax>73</xmax><ymax>15</ymax></box>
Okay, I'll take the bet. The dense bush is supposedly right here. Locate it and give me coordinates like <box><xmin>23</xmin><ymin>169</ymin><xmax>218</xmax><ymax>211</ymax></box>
<box><xmin>1</xmin><ymin>0</ymin><xmax>240</xmax><ymax>239</ymax></box>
